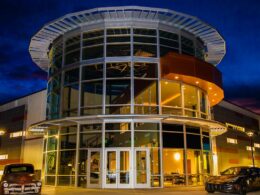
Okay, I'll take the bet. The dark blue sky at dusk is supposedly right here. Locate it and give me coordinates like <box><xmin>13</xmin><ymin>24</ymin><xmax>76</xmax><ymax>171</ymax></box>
<box><xmin>0</xmin><ymin>0</ymin><xmax>260</xmax><ymax>113</ymax></box>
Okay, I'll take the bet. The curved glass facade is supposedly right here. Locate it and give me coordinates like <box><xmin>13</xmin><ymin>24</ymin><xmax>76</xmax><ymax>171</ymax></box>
<box><xmin>47</xmin><ymin>28</ymin><xmax>208</xmax><ymax>120</ymax></box>
<box><xmin>40</xmin><ymin>7</ymin><xmax>225</xmax><ymax>189</ymax></box>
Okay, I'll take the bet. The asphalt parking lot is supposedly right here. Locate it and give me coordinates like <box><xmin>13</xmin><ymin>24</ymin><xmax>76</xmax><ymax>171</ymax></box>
<box><xmin>41</xmin><ymin>186</ymin><xmax>260</xmax><ymax>195</ymax></box>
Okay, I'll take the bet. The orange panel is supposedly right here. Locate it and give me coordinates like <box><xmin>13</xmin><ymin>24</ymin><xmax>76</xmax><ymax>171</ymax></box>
<box><xmin>160</xmin><ymin>52</ymin><xmax>224</xmax><ymax>106</ymax></box>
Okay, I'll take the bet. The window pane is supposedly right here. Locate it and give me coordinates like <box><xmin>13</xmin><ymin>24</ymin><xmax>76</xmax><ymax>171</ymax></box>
<box><xmin>162</xmin><ymin>124</ymin><xmax>183</xmax><ymax>132</ymax></box>
<box><xmin>187</xmin><ymin>150</ymin><xmax>203</xmax><ymax>185</ymax></box>
<box><xmin>186</xmin><ymin>134</ymin><xmax>201</xmax><ymax>149</ymax></box>
<box><xmin>105</xmin><ymin>123</ymin><xmax>130</xmax><ymax>131</ymax></box>
<box><xmin>134</xmin><ymin>132</ymin><xmax>159</xmax><ymax>147</ymax></box>
<box><xmin>105</xmin><ymin>132</ymin><xmax>131</xmax><ymax>147</ymax></box>
<box><xmin>133</xmin><ymin>29</ymin><xmax>156</xmax><ymax>36</ymax></box>
<box><xmin>65</xmin><ymin>35</ymin><xmax>80</xmax><ymax>65</ymax></box>
<box><xmin>181</xmin><ymin>36</ymin><xmax>194</xmax><ymax>56</ymax></box>
<box><xmin>82</xmin><ymin>64</ymin><xmax>103</xmax><ymax>80</ymax></box>
<box><xmin>106</xmin><ymin>62</ymin><xmax>131</xmax><ymax>78</ymax></box>
<box><xmin>60</xmin><ymin>126</ymin><xmax>77</xmax><ymax>134</ymax></box>
<box><xmin>134</xmin><ymin>63</ymin><xmax>157</xmax><ymax>78</ymax></box>
<box><xmin>105</xmin><ymin>106</ymin><xmax>131</xmax><ymax>115</ymax></box>
<box><xmin>46</xmin><ymin>152</ymin><xmax>56</xmax><ymax>175</ymax></box>
<box><xmin>134</xmin><ymin>79</ymin><xmax>158</xmax><ymax>106</ymax></box>
<box><xmin>183</xmin><ymin>84</ymin><xmax>198</xmax><ymax>111</ymax></box>
<box><xmin>80</xmin><ymin>133</ymin><xmax>102</xmax><ymax>148</ymax></box>
<box><xmin>186</xmin><ymin>126</ymin><xmax>200</xmax><ymax>134</ymax></box>
<box><xmin>134</xmin><ymin>44</ymin><xmax>157</xmax><ymax>57</ymax></box>
<box><xmin>81</xmin><ymin>81</ymin><xmax>103</xmax><ymax>107</ymax></box>
<box><xmin>64</xmin><ymin>68</ymin><xmax>79</xmax><ymax>85</ymax></box>
<box><xmin>82</xmin><ymin>46</ymin><xmax>103</xmax><ymax>60</ymax></box>
<box><xmin>60</xmin><ymin>134</ymin><xmax>77</xmax><ymax>149</ymax></box>
<box><xmin>78</xmin><ymin>150</ymin><xmax>88</xmax><ymax>175</ymax></box>
<box><xmin>200</xmin><ymin>90</ymin><xmax>207</xmax><ymax>113</ymax></box>
<box><xmin>106</xmin><ymin>80</ymin><xmax>131</xmax><ymax>105</ymax></box>
<box><xmin>134</xmin><ymin>123</ymin><xmax>159</xmax><ymax>131</ymax></box>
<box><xmin>58</xmin><ymin>150</ymin><xmax>76</xmax><ymax>175</ymax></box>
<box><xmin>161</xmin><ymin>81</ymin><xmax>181</xmax><ymax>110</ymax></box>
<box><xmin>62</xmin><ymin>84</ymin><xmax>79</xmax><ymax>117</ymax></box>
<box><xmin>163</xmin><ymin>132</ymin><xmax>184</xmax><ymax>148</ymax></box>
<box><xmin>81</xmin><ymin>124</ymin><xmax>102</xmax><ymax>132</ymax></box>
<box><xmin>47</xmin><ymin>137</ymin><xmax>57</xmax><ymax>151</ymax></box>
<box><xmin>107</xmin><ymin>44</ymin><xmax>130</xmax><ymax>56</ymax></box>
<box><xmin>163</xmin><ymin>149</ymin><xmax>185</xmax><ymax>186</ymax></box>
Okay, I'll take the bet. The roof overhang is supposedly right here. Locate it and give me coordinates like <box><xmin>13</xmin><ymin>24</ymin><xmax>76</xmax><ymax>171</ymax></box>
<box><xmin>29</xmin><ymin>6</ymin><xmax>226</xmax><ymax>71</ymax></box>
<box><xmin>29</xmin><ymin>114</ymin><xmax>227</xmax><ymax>137</ymax></box>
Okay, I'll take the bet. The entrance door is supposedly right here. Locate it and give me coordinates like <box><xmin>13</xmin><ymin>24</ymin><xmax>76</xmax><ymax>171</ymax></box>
<box><xmin>104</xmin><ymin>148</ymin><xmax>131</xmax><ymax>188</ymax></box>
<box><xmin>135</xmin><ymin>148</ymin><xmax>150</xmax><ymax>188</ymax></box>
<box><xmin>87</xmin><ymin>149</ymin><xmax>101</xmax><ymax>188</ymax></box>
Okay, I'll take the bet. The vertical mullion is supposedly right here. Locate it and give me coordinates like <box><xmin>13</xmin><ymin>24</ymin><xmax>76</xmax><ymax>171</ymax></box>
<box><xmin>78</xmin><ymin>31</ymin><xmax>83</xmax><ymax>116</ymax></box>
<box><xmin>159</xmin><ymin>121</ymin><xmax>163</xmax><ymax>188</ymax></box>
<box><xmin>103</xmin><ymin>29</ymin><xmax>106</xmax><ymax>115</ymax></box>
<box><xmin>130</xmin><ymin>27</ymin><xmax>134</xmax><ymax>114</ymax></box>
<box><xmin>183</xmin><ymin>124</ymin><xmax>188</xmax><ymax>186</ymax></box>
<box><xmin>74</xmin><ymin>123</ymin><xmax>80</xmax><ymax>187</ymax></box>
<box><xmin>55</xmin><ymin>126</ymin><xmax>61</xmax><ymax>186</ymax></box>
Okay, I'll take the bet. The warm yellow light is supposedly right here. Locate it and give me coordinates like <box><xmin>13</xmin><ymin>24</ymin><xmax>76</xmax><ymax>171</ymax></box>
<box><xmin>55</xmin><ymin>135</ymin><xmax>59</xmax><ymax>139</ymax></box>
<box><xmin>165</xmin><ymin>81</ymin><xmax>168</xmax><ymax>85</ymax></box>
<box><xmin>174</xmin><ymin>152</ymin><xmax>181</xmax><ymax>161</ymax></box>
<box><xmin>214</xmin><ymin>93</ymin><xmax>217</xmax><ymax>96</ymax></box>
<box><xmin>246</xmin><ymin>131</ymin><xmax>254</xmax><ymax>137</ymax></box>
<box><xmin>0</xmin><ymin>130</ymin><xmax>5</xmax><ymax>136</ymax></box>
<box><xmin>209</xmin><ymin>87</ymin><xmax>212</xmax><ymax>90</ymax></box>
<box><xmin>175</xmin><ymin>76</ymin><xmax>179</xmax><ymax>79</ymax></box>
<box><xmin>161</xmin><ymin>93</ymin><xmax>181</xmax><ymax>105</ymax></box>
<box><xmin>195</xmin><ymin>81</ymin><xmax>199</xmax><ymax>84</ymax></box>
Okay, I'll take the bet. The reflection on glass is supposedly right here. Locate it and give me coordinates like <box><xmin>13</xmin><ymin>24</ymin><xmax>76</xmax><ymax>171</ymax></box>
<box><xmin>80</xmin><ymin>133</ymin><xmax>102</xmax><ymax>148</ymax></box>
<box><xmin>203</xmin><ymin>152</ymin><xmax>210</xmax><ymax>175</ymax></box>
<box><xmin>60</xmin><ymin>134</ymin><xmax>77</xmax><ymax>149</ymax></box>
<box><xmin>134</xmin><ymin>132</ymin><xmax>159</xmax><ymax>147</ymax></box>
<box><xmin>62</xmin><ymin>84</ymin><xmax>79</xmax><ymax>117</ymax></box>
<box><xmin>81</xmin><ymin>81</ymin><xmax>103</xmax><ymax>107</ymax></box>
<box><xmin>136</xmin><ymin>150</ymin><xmax>147</xmax><ymax>184</ymax></box>
<box><xmin>57</xmin><ymin>176</ymin><xmax>75</xmax><ymax>186</ymax></box>
<box><xmin>187</xmin><ymin>150</ymin><xmax>202</xmax><ymax>185</ymax></box>
<box><xmin>161</xmin><ymin>81</ymin><xmax>182</xmax><ymax>115</ymax></box>
<box><xmin>46</xmin><ymin>152</ymin><xmax>56</xmax><ymax>175</ymax></box>
<box><xmin>120</xmin><ymin>151</ymin><xmax>130</xmax><ymax>184</ymax></box>
<box><xmin>47</xmin><ymin>137</ymin><xmax>57</xmax><ymax>151</ymax></box>
<box><xmin>183</xmin><ymin>84</ymin><xmax>198</xmax><ymax>117</ymax></box>
<box><xmin>163</xmin><ymin>149</ymin><xmax>185</xmax><ymax>187</ymax></box>
<box><xmin>107</xmin><ymin>63</ymin><xmax>131</xmax><ymax>78</ymax></box>
<box><xmin>90</xmin><ymin>151</ymin><xmax>100</xmax><ymax>184</ymax></box>
<box><xmin>181</xmin><ymin>36</ymin><xmax>194</xmax><ymax>56</ymax></box>
<box><xmin>200</xmin><ymin>90</ymin><xmax>207</xmax><ymax>116</ymax></box>
<box><xmin>58</xmin><ymin>150</ymin><xmax>76</xmax><ymax>175</ymax></box>
<box><xmin>150</xmin><ymin>148</ymin><xmax>161</xmax><ymax>187</ymax></box>
<box><xmin>78</xmin><ymin>150</ymin><xmax>88</xmax><ymax>175</ymax></box>
<box><xmin>134</xmin><ymin>80</ymin><xmax>158</xmax><ymax>109</ymax></box>
<box><xmin>106</xmin><ymin>80</ymin><xmax>131</xmax><ymax>105</ymax></box>
<box><xmin>159</xmin><ymin>30</ymin><xmax>179</xmax><ymax>57</ymax></box>
<box><xmin>106</xmin><ymin>151</ymin><xmax>116</xmax><ymax>184</ymax></box>
<box><xmin>105</xmin><ymin>132</ymin><xmax>131</xmax><ymax>147</ymax></box>
<box><xmin>134</xmin><ymin>63</ymin><xmax>157</xmax><ymax>78</ymax></box>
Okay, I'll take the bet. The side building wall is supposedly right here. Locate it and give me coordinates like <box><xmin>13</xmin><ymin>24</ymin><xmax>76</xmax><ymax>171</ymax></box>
<box><xmin>0</xmin><ymin>90</ymin><xmax>46</xmax><ymax>175</ymax></box>
<box><xmin>213</xmin><ymin>101</ymin><xmax>260</xmax><ymax>172</ymax></box>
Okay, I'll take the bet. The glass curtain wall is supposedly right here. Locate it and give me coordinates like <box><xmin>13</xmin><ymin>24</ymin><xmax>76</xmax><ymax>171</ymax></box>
<box><xmin>162</xmin><ymin>124</ymin><xmax>211</xmax><ymax>187</ymax></box>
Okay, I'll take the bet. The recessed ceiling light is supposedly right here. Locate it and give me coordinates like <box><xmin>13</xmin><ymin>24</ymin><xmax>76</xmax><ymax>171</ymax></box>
<box><xmin>195</xmin><ymin>81</ymin><xmax>199</xmax><ymax>84</ymax></box>
<box><xmin>214</xmin><ymin>93</ymin><xmax>217</xmax><ymax>96</ymax></box>
<box><xmin>165</xmin><ymin>81</ymin><xmax>168</xmax><ymax>85</ymax></box>
<box><xmin>175</xmin><ymin>76</ymin><xmax>179</xmax><ymax>79</ymax></box>
<box><xmin>209</xmin><ymin>87</ymin><xmax>212</xmax><ymax>90</ymax></box>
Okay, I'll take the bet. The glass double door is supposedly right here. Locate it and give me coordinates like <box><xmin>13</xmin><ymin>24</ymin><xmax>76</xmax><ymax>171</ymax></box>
<box><xmin>104</xmin><ymin>148</ymin><xmax>131</xmax><ymax>188</ymax></box>
<box><xmin>104</xmin><ymin>148</ymin><xmax>150</xmax><ymax>188</ymax></box>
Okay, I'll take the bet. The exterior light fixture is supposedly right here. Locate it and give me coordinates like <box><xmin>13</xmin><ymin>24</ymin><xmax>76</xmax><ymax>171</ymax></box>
<box><xmin>246</xmin><ymin>131</ymin><xmax>255</xmax><ymax>167</ymax></box>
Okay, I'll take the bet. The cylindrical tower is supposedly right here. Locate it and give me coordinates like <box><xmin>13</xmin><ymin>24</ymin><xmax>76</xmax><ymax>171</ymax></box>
<box><xmin>30</xmin><ymin>6</ymin><xmax>227</xmax><ymax>188</ymax></box>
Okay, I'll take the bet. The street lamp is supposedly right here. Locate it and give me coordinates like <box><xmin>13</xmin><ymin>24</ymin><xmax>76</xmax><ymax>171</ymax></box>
<box><xmin>246</xmin><ymin>131</ymin><xmax>255</xmax><ymax>167</ymax></box>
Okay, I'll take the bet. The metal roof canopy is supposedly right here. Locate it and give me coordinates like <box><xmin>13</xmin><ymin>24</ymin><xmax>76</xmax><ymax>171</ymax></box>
<box><xmin>29</xmin><ymin>6</ymin><xmax>226</xmax><ymax>71</ymax></box>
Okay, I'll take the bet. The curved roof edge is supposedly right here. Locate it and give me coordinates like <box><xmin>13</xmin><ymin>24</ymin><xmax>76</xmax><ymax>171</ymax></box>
<box><xmin>29</xmin><ymin>6</ymin><xmax>226</xmax><ymax>71</ymax></box>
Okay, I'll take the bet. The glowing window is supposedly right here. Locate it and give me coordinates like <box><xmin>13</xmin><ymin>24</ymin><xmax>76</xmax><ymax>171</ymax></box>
<box><xmin>246</xmin><ymin>146</ymin><xmax>255</xmax><ymax>151</ymax></box>
<box><xmin>227</xmin><ymin>138</ymin><xmax>237</xmax><ymax>144</ymax></box>
<box><xmin>254</xmin><ymin>143</ymin><xmax>260</xmax><ymax>148</ymax></box>
<box><xmin>10</xmin><ymin>131</ymin><xmax>24</xmax><ymax>138</ymax></box>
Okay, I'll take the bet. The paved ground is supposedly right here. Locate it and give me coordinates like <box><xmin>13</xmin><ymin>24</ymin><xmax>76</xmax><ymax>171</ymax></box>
<box><xmin>41</xmin><ymin>186</ymin><xmax>260</xmax><ymax>195</ymax></box>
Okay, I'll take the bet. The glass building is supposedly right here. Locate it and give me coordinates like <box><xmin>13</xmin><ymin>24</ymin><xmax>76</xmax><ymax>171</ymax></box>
<box><xmin>29</xmin><ymin>6</ymin><xmax>227</xmax><ymax>188</ymax></box>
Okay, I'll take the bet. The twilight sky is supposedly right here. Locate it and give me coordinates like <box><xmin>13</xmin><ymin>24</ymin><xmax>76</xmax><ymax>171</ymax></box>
<box><xmin>0</xmin><ymin>0</ymin><xmax>260</xmax><ymax>114</ymax></box>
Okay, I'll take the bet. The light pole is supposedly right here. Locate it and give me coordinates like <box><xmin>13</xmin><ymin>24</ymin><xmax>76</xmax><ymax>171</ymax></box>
<box><xmin>246</xmin><ymin>131</ymin><xmax>255</xmax><ymax>167</ymax></box>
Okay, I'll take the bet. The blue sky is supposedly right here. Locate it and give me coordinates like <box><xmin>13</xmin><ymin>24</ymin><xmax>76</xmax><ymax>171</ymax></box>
<box><xmin>0</xmin><ymin>0</ymin><xmax>260</xmax><ymax>113</ymax></box>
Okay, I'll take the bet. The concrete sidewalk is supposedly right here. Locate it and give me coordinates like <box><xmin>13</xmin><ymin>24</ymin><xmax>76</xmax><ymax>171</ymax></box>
<box><xmin>41</xmin><ymin>186</ymin><xmax>260</xmax><ymax>195</ymax></box>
